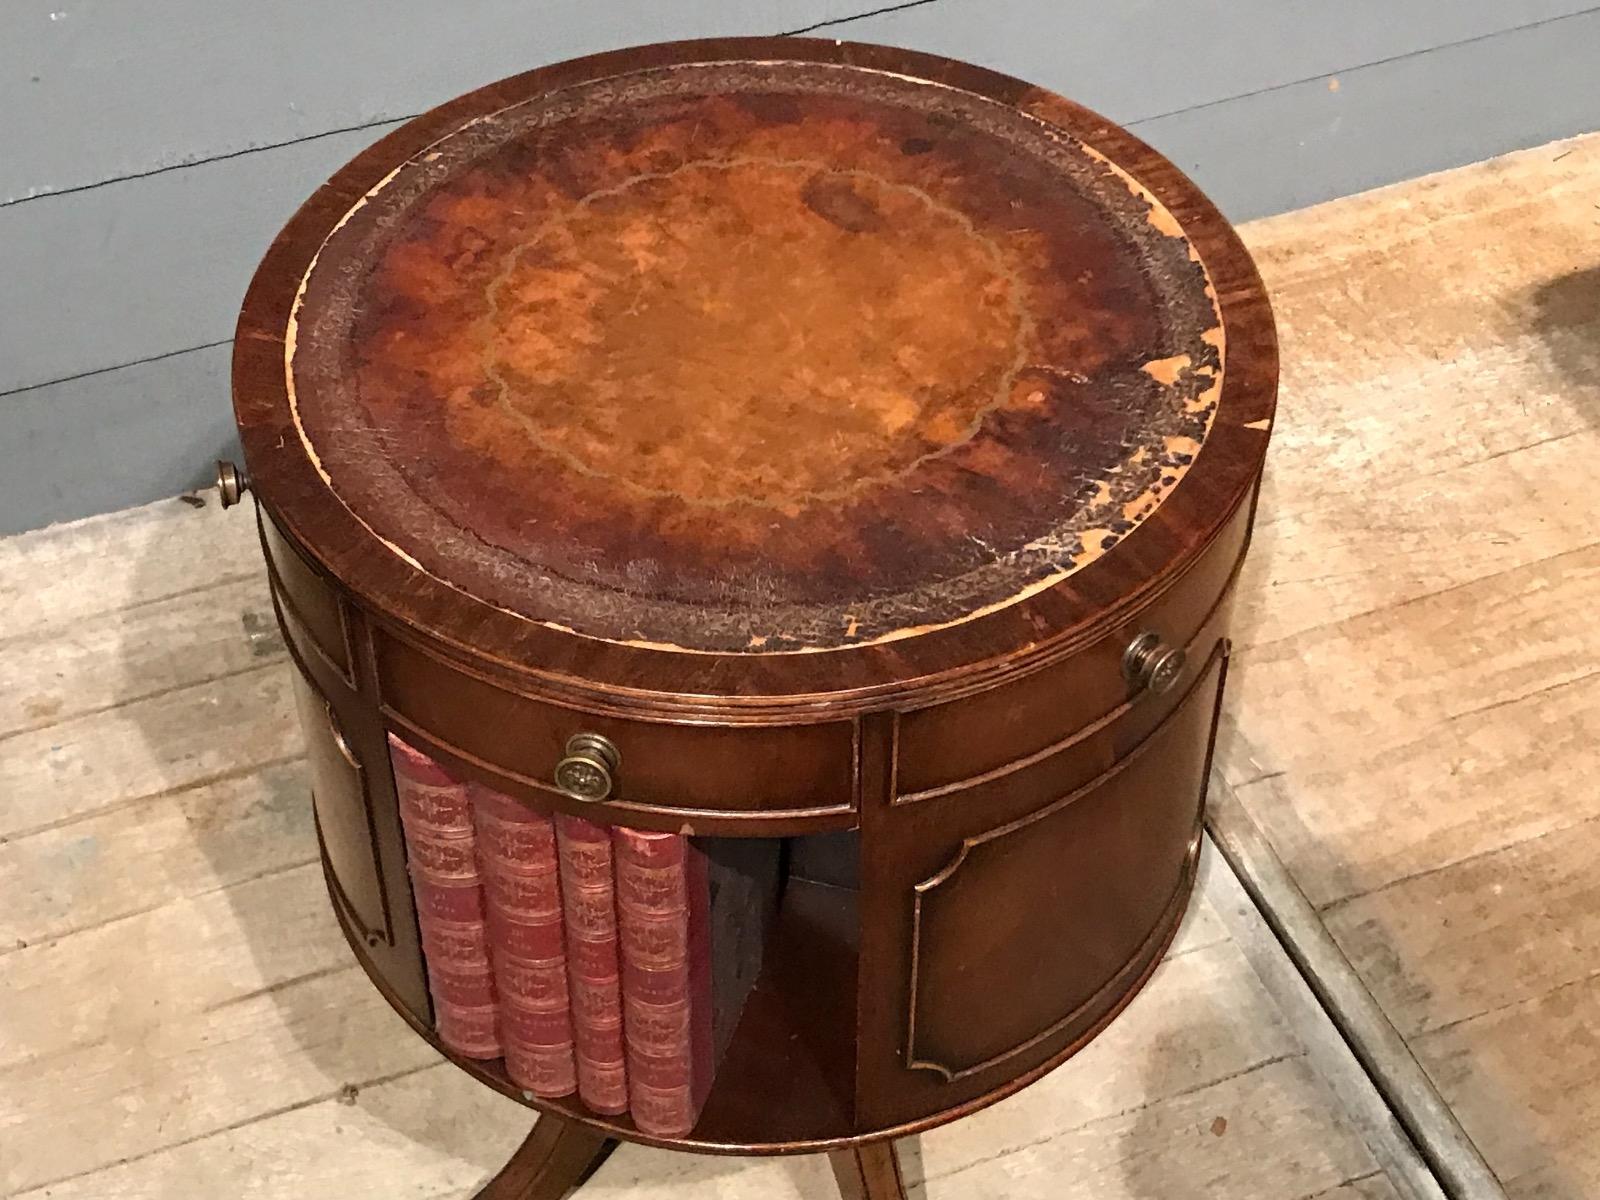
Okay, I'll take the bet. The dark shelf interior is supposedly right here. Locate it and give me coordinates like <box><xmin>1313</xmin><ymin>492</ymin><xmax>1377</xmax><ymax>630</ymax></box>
<box><xmin>692</xmin><ymin>876</ymin><xmax>861</xmax><ymax>1146</ymax></box>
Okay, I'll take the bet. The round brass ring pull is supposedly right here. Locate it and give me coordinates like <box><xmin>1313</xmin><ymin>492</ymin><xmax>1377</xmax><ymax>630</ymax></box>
<box><xmin>1123</xmin><ymin>631</ymin><xmax>1186</xmax><ymax>695</ymax></box>
<box><xmin>554</xmin><ymin>733</ymin><xmax>621</xmax><ymax>801</ymax></box>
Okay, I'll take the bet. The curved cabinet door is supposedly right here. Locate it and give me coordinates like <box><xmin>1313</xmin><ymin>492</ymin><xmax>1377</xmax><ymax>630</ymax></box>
<box><xmin>289</xmin><ymin>668</ymin><xmax>389</xmax><ymax>942</ymax></box>
<box><xmin>857</xmin><ymin>644</ymin><xmax>1228</xmax><ymax>1129</ymax></box>
<box><xmin>275</xmin><ymin>596</ymin><xmax>431</xmax><ymax>1026</ymax></box>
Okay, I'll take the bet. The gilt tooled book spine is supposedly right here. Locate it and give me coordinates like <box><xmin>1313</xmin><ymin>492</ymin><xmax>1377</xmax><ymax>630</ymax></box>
<box><xmin>555</xmin><ymin>813</ymin><xmax>629</xmax><ymax>1114</ymax></box>
<box><xmin>613</xmin><ymin>828</ymin><xmax>709</xmax><ymax>1136</ymax></box>
<box><xmin>471</xmin><ymin>784</ymin><xmax>577</xmax><ymax>1099</ymax></box>
<box><xmin>388</xmin><ymin>735</ymin><xmax>501</xmax><ymax>1059</ymax></box>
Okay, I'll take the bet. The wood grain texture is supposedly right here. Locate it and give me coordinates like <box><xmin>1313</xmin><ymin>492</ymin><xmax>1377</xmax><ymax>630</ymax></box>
<box><xmin>829</xmin><ymin>1141</ymin><xmax>907</xmax><ymax>1200</ymax></box>
<box><xmin>1325</xmin><ymin>822</ymin><xmax>1600</xmax><ymax>1041</ymax></box>
<box><xmin>1218</xmin><ymin>132</ymin><xmax>1600</xmax><ymax>906</ymax></box>
<box><xmin>919</xmin><ymin>1058</ymin><xmax>1373</xmax><ymax>1199</ymax></box>
<box><xmin>474</xmin><ymin>1114</ymin><xmax>616</xmax><ymax>1200</ymax></box>
<box><xmin>0</xmin><ymin>497</ymin><xmax>260</xmax><ymax>640</ymax></box>
<box><xmin>0</xmin><ymin>574</ymin><xmax>281</xmax><ymax>738</ymax></box>
<box><xmin>0</xmin><ymin>664</ymin><xmax>298</xmax><ymax>841</ymax></box>
<box><xmin>0</xmin><ymin>759</ymin><xmax>306</xmax><ymax>957</ymax></box>
<box><xmin>1414</xmin><ymin>973</ymin><xmax>1600</xmax><ymax>1197</ymax></box>
<box><xmin>1313</xmin><ymin>1178</ymin><xmax>1404</xmax><ymax>1200</ymax></box>
<box><xmin>1214</xmin><ymin>129</ymin><xmax>1600</xmax><ymax>1198</ymax></box>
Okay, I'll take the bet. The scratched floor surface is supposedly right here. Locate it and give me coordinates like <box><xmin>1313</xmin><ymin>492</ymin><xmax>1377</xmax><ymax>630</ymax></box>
<box><xmin>1220</xmin><ymin>128</ymin><xmax>1600</xmax><ymax>1200</ymax></box>
<box><xmin>9</xmin><ymin>127</ymin><xmax>1598</xmax><ymax>1199</ymax></box>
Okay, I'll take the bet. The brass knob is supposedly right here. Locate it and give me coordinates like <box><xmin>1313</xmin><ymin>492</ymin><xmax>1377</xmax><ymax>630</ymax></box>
<box><xmin>216</xmin><ymin>460</ymin><xmax>250</xmax><ymax>508</ymax></box>
<box><xmin>1123</xmin><ymin>631</ymin><xmax>1186</xmax><ymax>695</ymax></box>
<box><xmin>554</xmin><ymin>733</ymin><xmax>620</xmax><ymax>802</ymax></box>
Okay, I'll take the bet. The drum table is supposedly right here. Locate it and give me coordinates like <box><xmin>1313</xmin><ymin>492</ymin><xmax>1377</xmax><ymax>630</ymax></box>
<box><xmin>222</xmin><ymin>37</ymin><xmax>1276</xmax><ymax>1200</ymax></box>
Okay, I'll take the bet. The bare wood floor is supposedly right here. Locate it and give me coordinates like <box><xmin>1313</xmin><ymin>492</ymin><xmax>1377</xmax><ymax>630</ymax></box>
<box><xmin>8</xmin><ymin>128</ymin><xmax>1599</xmax><ymax>1198</ymax></box>
<box><xmin>1222</xmin><ymin>129</ymin><xmax>1600</xmax><ymax>1199</ymax></box>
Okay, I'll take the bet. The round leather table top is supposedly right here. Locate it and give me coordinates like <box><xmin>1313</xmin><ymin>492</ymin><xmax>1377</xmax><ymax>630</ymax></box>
<box><xmin>248</xmin><ymin>42</ymin><xmax>1273</xmax><ymax>661</ymax></box>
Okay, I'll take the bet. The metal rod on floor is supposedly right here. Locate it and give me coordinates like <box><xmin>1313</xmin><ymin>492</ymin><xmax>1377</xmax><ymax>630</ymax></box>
<box><xmin>1205</xmin><ymin>774</ymin><xmax>1508</xmax><ymax>1200</ymax></box>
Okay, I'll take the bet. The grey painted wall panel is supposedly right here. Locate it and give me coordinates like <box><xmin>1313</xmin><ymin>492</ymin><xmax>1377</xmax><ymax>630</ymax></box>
<box><xmin>1</xmin><ymin>345</ymin><xmax>238</xmax><ymax>535</ymax></box>
<box><xmin>0</xmin><ymin>0</ymin><xmax>887</xmax><ymax>203</ymax></box>
<box><xmin>1129</xmin><ymin>7</ymin><xmax>1600</xmax><ymax>219</ymax></box>
<box><xmin>3</xmin><ymin>0</ymin><xmax>1593</xmax><ymax>203</ymax></box>
<box><xmin>0</xmin><ymin>125</ymin><xmax>384</xmax><ymax>395</ymax></box>
<box><xmin>839</xmin><ymin>0</ymin><xmax>1597</xmax><ymax>124</ymax></box>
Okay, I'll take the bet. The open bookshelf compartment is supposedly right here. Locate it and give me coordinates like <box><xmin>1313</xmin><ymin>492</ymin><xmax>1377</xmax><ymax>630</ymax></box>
<box><xmin>690</xmin><ymin>831</ymin><xmax>862</xmax><ymax>1146</ymax></box>
<box><xmin>447</xmin><ymin>830</ymin><xmax>863</xmax><ymax>1150</ymax></box>
<box><xmin>381</xmin><ymin>730</ymin><xmax>866</xmax><ymax>1150</ymax></box>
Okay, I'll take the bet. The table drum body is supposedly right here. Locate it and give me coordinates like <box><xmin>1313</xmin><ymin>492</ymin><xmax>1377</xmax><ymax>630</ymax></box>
<box><xmin>227</xmin><ymin>37</ymin><xmax>1275</xmax><ymax>1197</ymax></box>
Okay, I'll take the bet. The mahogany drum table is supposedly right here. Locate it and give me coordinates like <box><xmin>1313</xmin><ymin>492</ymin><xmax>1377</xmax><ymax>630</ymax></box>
<box><xmin>222</xmin><ymin>37</ymin><xmax>1276</xmax><ymax>1200</ymax></box>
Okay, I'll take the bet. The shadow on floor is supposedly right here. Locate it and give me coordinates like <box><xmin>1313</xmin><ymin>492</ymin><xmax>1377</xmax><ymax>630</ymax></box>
<box><xmin>1526</xmin><ymin>265</ymin><xmax>1600</xmax><ymax>429</ymax></box>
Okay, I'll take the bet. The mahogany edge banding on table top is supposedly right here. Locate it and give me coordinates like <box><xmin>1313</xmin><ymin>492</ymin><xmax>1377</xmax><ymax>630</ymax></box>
<box><xmin>261</xmin><ymin>479</ymin><xmax>1255</xmax><ymax>729</ymax></box>
<box><xmin>234</xmin><ymin>37</ymin><xmax>1277</xmax><ymax>707</ymax></box>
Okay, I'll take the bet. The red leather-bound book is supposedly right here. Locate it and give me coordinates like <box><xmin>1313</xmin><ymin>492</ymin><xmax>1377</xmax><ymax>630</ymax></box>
<box><xmin>388</xmin><ymin>735</ymin><xmax>501</xmax><ymax>1060</ymax></box>
<box><xmin>614</xmin><ymin>828</ymin><xmax>715</xmax><ymax>1136</ymax></box>
<box><xmin>471</xmin><ymin>784</ymin><xmax>578</xmax><ymax>1098</ymax></box>
<box><xmin>555</xmin><ymin>813</ymin><xmax>629</xmax><ymax>1114</ymax></box>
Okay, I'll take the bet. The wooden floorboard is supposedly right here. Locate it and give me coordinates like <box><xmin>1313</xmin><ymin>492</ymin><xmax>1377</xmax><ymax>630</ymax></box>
<box><xmin>0</xmin><ymin>574</ymin><xmax>281</xmax><ymax>740</ymax></box>
<box><xmin>1324</xmin><ymin>815</ymin><xmax>1600</xmax><ymax>1040</ymax></box>
<box><xmin>0</xmin><ymin>758</ymin><xmax>309</xmax><ymax>956</ymax></box>
<box><xmin>1218</xmin><ymin>129</ymin><xmax>1600</xmax><ymax>1198</ymax></box>
<box><xmin>0</xmin><ymin>879</ymin><xmax>1372</xmax><ymax>1197</ymax></box>
<box><xmin>0</xmin><ymin>497</ymin><xmax>260</xmax><ymax>642</ymax></box>
<box><xmin>1222</xmin><ymin>543</ymin><xmax>1600</xmax><ymax>906</ymax></box>
<box><xmin>0</xmin><ymin>664</ymin><xmax>299</xmax><ymax>841</ymax></box>
<box><xmin>1415</xmin><ymin>972</ymin><xmax>1600</xmax><ymax>1197</ymax></box>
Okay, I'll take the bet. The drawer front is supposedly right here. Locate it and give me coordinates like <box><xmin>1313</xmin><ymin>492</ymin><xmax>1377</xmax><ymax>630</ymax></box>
<box><xmin>260</xmin><ymin>512</ymin><xmax>351</xmax><ymax>677</ymax></box>
<box><xmin>371</xmin><ymin>626</ymin><xmax>859</xmax><ymax>831</ymax></box>
<box><xmin>858</xmin><ymin>647</ymin><xmax>1227</xmax><ymax>1128</ymax></box>
<box><xmin>897</xmin><ymin>593</ymin><xmax>1235</xmax><ymax>812</ymax></box>
<box><xmin>895</xmin><ymin>494</ymin><xmax>1249</xmax><ymax>798</ymax></box>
